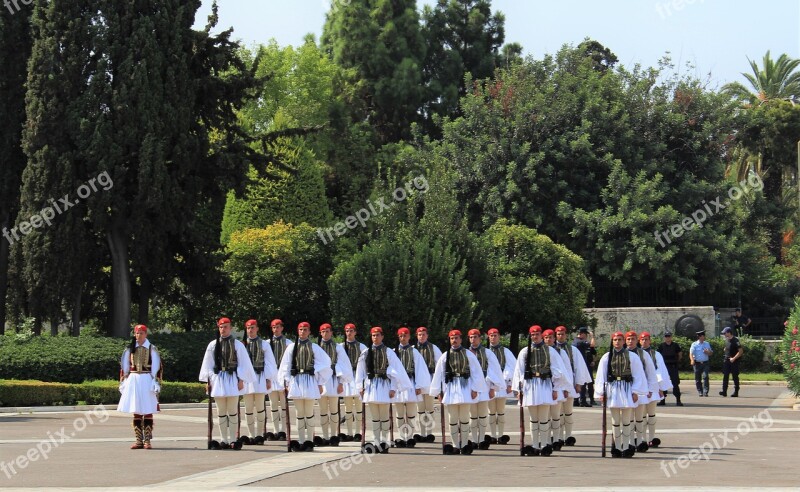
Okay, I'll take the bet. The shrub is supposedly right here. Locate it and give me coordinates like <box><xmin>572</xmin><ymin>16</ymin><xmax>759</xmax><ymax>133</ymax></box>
<box><xmin>781</xmin><ymin>299</ymin><xmax>800</xmax><ymax>396</ymax></box>
<box><xmin>0</xmin><ymin>379</ymin><xmax>206</xmax><ymax>406</ymax></box>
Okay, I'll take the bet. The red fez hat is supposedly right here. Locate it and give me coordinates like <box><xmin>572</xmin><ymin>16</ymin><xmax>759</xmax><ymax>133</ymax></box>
<box><xmin>487</xmin><ymin>328</ymin><xmax>499</xmax><ymax>335</ymax></box>
<box><xmin>298</xmin><ymin>321</ymin><xmax>310</xmax><ymax>329</ymax></box>
<box><xmin>397</xmin><ymin>327</ymin><xmax>410</xmax><ymax>336</ymax></box>
<box><xmin>245</xmin><ymin>319</ymin><xmax>258</xmax><ymax>327</ymax></box>
<box><xmin>319</xmin><ymin>323</ymin><xmax>332</xmax><ymax>332</ymax></box>
<box><xmin>639</xmin><ymin>331</ymin><xmax>651</xmax><ymax>339</ymax></box>
<box><xmin>555</xmin><ymin>326</ymin><xmax>567</xmax><ymax>333</ymax></box>
<box><xmin>134</xmin><ymin>324</ymin><xmax>147</xmax><ymax>332</ymax></box>
<box><xmin>270</xmin><ymin>319</ymin><xmax>283</xmax><ymax>327</ymax></box>
<box><xmin>344</xmin><ymin>323</ymin><xmax>356</xmax><ymax>330</ymax></box>
<box><xmin>217</xmin><ymin>317</ymin><xmax>231</xmax><ymax>326</ymax></box>
<box><xmin>468</xmin><ymin>328</ymin><xmax>481</xmax><ymax>337</ymax></box>
<box><xmin>416</xmin><ymin>326</ymin><xmax>428</xmax><ymax>333</ymax></box>
<box><xmin>612</xmin><ymin>331</ymin><xmax>625</xmax><ymax>339</ymax></box>
<box><xmin>529</xmin><ymin>325</ymin><xmax>542</xmax><ymax>335</ymax></box>
<box><xmin>371</xmin><ymin>326</ymin><xmax>383</xmax><ymax>335</ymax></box>
<box><xmin>448</xmin><ymin>329</ymin><xmax>462</xmax><ymax>338</ymax></box>
<box><xmin>625</xmin><ymin>330</ymin><xmax>638</xmax><ymax>339</ymax></box>
<box><xmin>542</xmin><ymin>329</ymin><xmax>555</xmax><ymax>337</ymax></box>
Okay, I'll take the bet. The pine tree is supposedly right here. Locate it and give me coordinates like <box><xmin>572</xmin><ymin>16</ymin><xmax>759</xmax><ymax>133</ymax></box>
<box><xmin>0</xmin><ymin>2</ymin><xmax>31</xmax><ymax>334</ymax></box>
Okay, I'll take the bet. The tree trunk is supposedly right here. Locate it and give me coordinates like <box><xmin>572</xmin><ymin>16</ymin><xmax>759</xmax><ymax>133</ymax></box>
<box><xmin>71</xmin><ymin>286</ymin><xmax>82</xmax><ymax>336</ymax></box>
<box><xmin>0</xmin><ymin>213</ymin><xmax>9</xmax><ymax>335</ymax></box>
<box><xmin>138</xmin><ymin>278</ymin><xmax>151</xmax><ymax>326</ymax></box>
<box><xmin>510</xmin><ymin>330</ymin><xmax>519</xmax><ymax>355</ymax></box>
<box><xmin>107</xmin><ymin>221</ymin><xmax>131</xmax><ymax>338</ymax></box>
<box><xmin>765</xmin><ymin>167</ymin><xmax>785</xmax><ymax>264</ymax></box>
<box><xmin>50</xmin><ymin>318</ymin><xmax>58</xmax><ymax>336</ymax></box>
<box><xmin>33</xmin><ymin>317</ymin><xmax>41</xmax><ymax>336</ymax></box>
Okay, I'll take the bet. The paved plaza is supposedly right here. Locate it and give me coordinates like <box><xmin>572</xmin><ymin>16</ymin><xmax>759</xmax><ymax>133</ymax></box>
<box><xmin>1</xmin><ymin>383</ymin><xmax>798</xmax><ymax>490</ymax></box>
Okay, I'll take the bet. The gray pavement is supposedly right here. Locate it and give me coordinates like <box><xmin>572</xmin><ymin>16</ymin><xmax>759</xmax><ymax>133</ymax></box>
<box><xmin>0</xmin><ymin>384</ymin><xmax>798</xmax><ymax>490</ymax></box>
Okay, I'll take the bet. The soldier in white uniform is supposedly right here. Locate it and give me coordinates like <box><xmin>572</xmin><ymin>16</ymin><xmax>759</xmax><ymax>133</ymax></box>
<box><xmin>317</xmin><ymin>323</ymin><xmax>353</xmax><ymax>446</ymax></box>
<box><xmin>487</xmin><ymin>327</ymin><xmax>516</xmax><ymax>445</ymax></box>
<box><xmin>554</xmin><ymin>325</ymin><xmax>592</xmax><ymax>447</ymax></box>
<box><xmin>542</xmin><ymin>329</ymin><xmax>571</xmax><ymax>452</ymax></box>
<box><xmin>277</xmin><ymin>321</ymin><xmax>333</xmax><ymax>451</ymax></box>
<box><xmin>414</xmin><ymin>326</ymin><xmax>442</xmax><ymax>443</ymax></box>
<box><xmin>512</xmin><ymin>325</ymin><xmax>564</xmax><ymax>457</ymax></box>
<box><xmin>340</xmin><ymin>323</ymin><xmax>367</xmax><ymax>442</ymax></box>
<box><xmin>393</xmin><ymin>327</ymin><xmax>431</xmax><ymax>447</ymax></box>
<box><xmin>625</xmin><ymin>330</ymin><xmax>660</xmax><ymax>453</ymax></box>
<box><xmin>430</xmin><ymin>330</ymin><xmax>488</xmax><ymax>455</ymax></box>
<box><xmin>356</xmin><ymin>327</ymin><xmax>412</xmax><ymax>453</ymax></box>
<box><xmin>467</xmin><ymin>328</ymin><xmax>505</xmax><ymax>450</ymax></box>
<box><xmin>199</xmin><ymin>317</ymin><xmax>257</xmax><ymax>450</ymax></box>
<box><xmin>639</xmin><ymin>331</ymin><xmax>671</xmax><ymax>448</ymax></box>
<box><xmin>118</xmin><ymin>324</ymin><xmax>161</xmax><ymax>449</ymax></box>
<box><xmin>240</xmin><ymin>319</ymin><xmax>277</xmax><ymax>445</ymax></box>
<box><xmin>267</xmin><ymin>319</ymin><xmax>293</xmax><ymax>441</ymax></box>
<box><xmin>594</xmin><ymin>331</ymin><xmax>648</xmax><ymax>458</ymax></box>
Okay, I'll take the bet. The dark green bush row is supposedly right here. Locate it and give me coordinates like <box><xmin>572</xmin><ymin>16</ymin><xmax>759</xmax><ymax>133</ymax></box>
<box><xmin>594</xmin><ymin>335</ymin><xmax>770</xmax><ymax>372</ymax></box>
<box><xmin>0</xmin><ymin>379</ymin><xmax>206</xmax><ymax>406</ymax></box>
<box><xmin>0</xmin><ymin>332</ymin><xmax>217</xmax><ymax>383</ymax></box>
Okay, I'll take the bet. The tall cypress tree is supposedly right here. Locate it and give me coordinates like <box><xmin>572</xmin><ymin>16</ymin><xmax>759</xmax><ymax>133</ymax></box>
<box><xmin>0</xmin><ymin>2</ymin><xmax>32</xmax><ymax>334</ymax></box>
<box><xmin>322</xmin><ymin>0</ymin><xmax>426</xmax><ymax>143</ymax></box>
<box><xmin>18</xmin><ymin>0</ymin><xmax>97</xmax><ymax>335</ymax></box>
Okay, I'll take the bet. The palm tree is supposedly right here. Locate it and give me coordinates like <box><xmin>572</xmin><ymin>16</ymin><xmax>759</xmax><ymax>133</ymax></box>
<box><xmin>723</xmin><ymin>51</ymin><xmax>800</xmax><ymax>104</ymax></box>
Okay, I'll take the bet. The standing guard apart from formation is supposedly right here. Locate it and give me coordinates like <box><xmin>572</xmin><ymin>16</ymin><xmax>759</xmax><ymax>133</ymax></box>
<box><xmin>267</xmin><ymin>319</ymin><xmax>293</xmax><ymax>441</ymax></box>
<box><xmin>341</xmin><ymin>323</ymin><xmax>367</xmax><ymax>442</ymax></box>
<box><xmin>241</xmin><ymin>319</ymin><xmax>277</xmax><ymax>445</ymax></box>
<box><xmin>487</xmin><ymin>327</ymin><xmax>516</xmax><ymax>445</ymax></box>
<box><xmin>657</xmin><ymin>331</ymin><xmax>683</xmax><ymax>406</ymax></box>
<box><xmin>543</xmin><ymin>329</ymin><xmax>571</xmax><ymax>452</ymax></box>
<box><xmin>572</xmin><ymin>327</ymin><xmax>597</xmax><ymax>406</ymax></box>
<box><xmin>594</xmin><ymin>331</ymin><xmax>648</xmax><ymax>458</ymax></box>
<box><xmin>719</xmin><ymin>326</ymin><xmax>744</xmax><ymax>398</ymax></box>
<box><xmin>513</xmin><ymin>325</ymin><xmax>564</xmax><ymax>456</ymax></box>
<box><xmin>393</xmin><ymin>327</ymin><xmax>431</xmax><ymax>448</ymax></box>
<box><xmin>317</xmin><ymin>323</ymin><xmax>353</xmax><ymax>446</ymax></box>
<box><xmin>200</xmin><ymin>318</ymin><xmax>257</xmax><ymax>450</ymax></box>
<box><xmin>414</xmin><ymin>326</ymin><xmax>442</xmax><ymax>443</ymax></box>
<box><xmin>555</xmin><ymin>325</ymin><xmax>592</xmax><ymax>447</ymax></box>
<box><xmin>639</xmin><ymin>331</ymin><xmax>671</xmax><ymax>448</ymax></box>
<box><xmin>356</xmin><ymin>326</ymin><xmax>412</xmax><ymax>453</ymax></box>
<box><xmin>467</xmin><ymin>329</ymin><xmax>505</xmax><ymax>450</ymax></box>
<box><xmin>277</xmin><ymin>321</ymin><xmax>333</xmax><ymax>451</ymax></box>
<box><xmin>118</xmin><ymin>324</ymin><xmax>161</xmax><ymax>449</ymax></box>
<box><xmin>625</xmin><ymin>330</ymin><xmax>660</xmax><ymax>453</ymax></box>
<box><xmin>430</xmin><ymin>329</ymin><xmax>488</xmax><ymax>455</ymax></box>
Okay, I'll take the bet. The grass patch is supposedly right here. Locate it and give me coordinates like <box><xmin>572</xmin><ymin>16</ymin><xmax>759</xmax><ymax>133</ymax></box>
<box><xmin>678</xmin><ymin>372</ymin><xmax>785</xmax><ymax>381</ymax></box>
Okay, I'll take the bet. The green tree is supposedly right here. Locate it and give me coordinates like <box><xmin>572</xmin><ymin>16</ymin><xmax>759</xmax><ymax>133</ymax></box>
<box><xmin>322</xmin><ymin>0</ymin><xmax>426</xmax><ymax>143</ymax></box>
<box><xmin>482</xmin><ymin>220</ymin><xmax>591</xmax><ymax>344</ymax></box>
<box><xmin>421</xmin><ymin>0</ymin><xmax>507</xmax><ymax>131</ymax></box>
<box><xmin>723</xmin><ymin>51</ymin><xmax>800</xmax><ymax>105</ymax></box>
<box><xmin>223</xmin><ymin>222</ymin><xmax>332</xmax><ymax>326</ymax></box>
<box><xmin>328</xmin><ymin>235</ymin><xmax>477</xmax><ymax>345</ymax></box>
<box><xmin>0</xmin><ymin>4</ymin><xmax>32</xmax><ymax>334</ymax></box>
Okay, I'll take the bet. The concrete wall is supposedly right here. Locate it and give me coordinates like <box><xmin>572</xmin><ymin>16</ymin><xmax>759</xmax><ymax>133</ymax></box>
<box><xmin>583</xmin><ymin>306</ymin><xmax>717</xmax><ymax>341</ymax></box>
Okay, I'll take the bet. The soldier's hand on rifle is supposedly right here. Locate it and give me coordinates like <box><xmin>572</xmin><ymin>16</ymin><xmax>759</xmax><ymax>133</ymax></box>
<box><xmin>575</xmin><ymin>384</ymin><xmax>581</xmax><ymax>393</ymax></box>
<box><xmin>471</xmin><ymin>390</ymin><xmax>478</xmax><ymax>399</ymax></box>
<box><xmin>647</xmin><ymin>391</ymin><xmax>652</xmax><ymax>398</ymax></box>
<box><xmin>506</xmin><ymin>385</ymin><xmax>512</xmax><ymax>394</ymax></box>
<box><xmin>319</xmin><ymin>385</ymin><xmax>324</xmax><ymax>394</ymax></box>
<box><xmin>563</xmin><ymin>390</ymin><xmax>569</xmax><ymax>399</ymax></box>
<box><xmin>337</xmin><ymin>383</ymin><xmax>344</xmax><ymax>394</ymax></box>
<box><xmin>598</xmin><ymin>395</ymin><xmax>604</xmax><ymax>403</ymax></box>
<box><xmin>552</xmin><ymin>390</ymin><xmax>558</xmax><ymax>400</ymax></box>
<box><xmin>659</xmin><ymin>390</ymin><xmax>664</xmax><ymax>398</ymax></box>
<box><xmin>632</xmin><ymin>393</ymin><xmax>639</xmax><ymax>403</ymax></box>
<box><xmin>359</xmin><ymin>389</ymin><xmax>365</xmax><ymax>398</ymax></box>
<box><xmin>237</xmin><ymin>379</ymin><xmax>244</xmax><ymax>391</ymax></box>
<box><xmin>415</xmin><ymin>388</ymin><xmax>422</xmax><ymax>395</ymax></box>
<box><xmin>389</xmin><ymin>390</ymin><xmax>396</xmax><ymax>398</ymax></box>
<box><xmin>489</xmin><ymin>389</ymin><xmax>495</xmax><ymax>399</ymax></box>
<box><xmin>267</xmin><ymin>381</ymin><xmax>272</xmax><ymax>391</ymax></box>
<box><xmin>205</xmin><ymin>383</ymin><xmax>210</xmax><ymax>394</ymax></box>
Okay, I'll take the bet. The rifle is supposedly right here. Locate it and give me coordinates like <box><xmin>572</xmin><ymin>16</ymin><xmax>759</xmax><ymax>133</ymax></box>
<box><xmin>360</xmin><ymin>380</ymin><xmax>367</xmax><ymax>453</ymax></box>
<box><xmin>601</xmin><ymin>382</ymin><xmax>608</xmax><ymax>457</ymax></box>
<box><xmin>389</xmin><ymin>400</ymin><xmax>394</xmax><ymax>446</ymax></box>
<box><xmin>440</xmin><ymin>395</ymin><xmax>447</xmax><ymax>454</ymax></box>
<box><xmin>285</xmin><ymin>387</ymin><xmax>292</xmax><ymax>452</ymax></box>
<box><xmin>519</xmin><ymin>383</ymin><xmax>525</xmax><ymax>456</ymax></box>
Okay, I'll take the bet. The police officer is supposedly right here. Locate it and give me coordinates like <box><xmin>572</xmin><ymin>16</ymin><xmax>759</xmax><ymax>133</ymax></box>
<box><xmin>719</xmin><ymin>326</ymin><xmax>744</xmax><ymax>397</ymax></box>
<box><xmin>657</xmin><ymin>331</ymin><xmax>683</xmax><ymax>406</ymax></box>
<box><xmin>572</xmin><ymin>327</ymin><xmax>597</xmax><ymax>407</ymax></box>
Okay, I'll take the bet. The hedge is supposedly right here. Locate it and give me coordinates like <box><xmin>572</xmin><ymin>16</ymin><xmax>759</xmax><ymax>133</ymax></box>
<box><xmin>0</xmin><ymin>379</ymin><xmax>206</xmax><ymax>407</ymax></box>
<box><xmin>593</xmin><ymin>335</ymin><xmax>769</xmax><ymax>372</ymax></box>
<box><xmin>0</xmin><ymin>332</ymin><xmax>217</xmax><ymax>383</ymax></box>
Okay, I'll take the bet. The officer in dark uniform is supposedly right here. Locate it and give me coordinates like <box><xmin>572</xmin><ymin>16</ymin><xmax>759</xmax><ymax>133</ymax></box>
<box><xmin>731</xmin><ymin>308</ymin><xmax>752</xmax><ymax>335</ymax></box>
<box><xmin>657</xmin><ymin>331</ymin><xmax>683</xmax><ymax>406</ymax></box>
<box><xmin>572</xmin><ymin>327</ymin><xmax>597</xmax><ymax>407</ymax></box>
<box><xmin>719</xmin><ymin>326</ymin><xmax>744</xmax><ymax>397</ymax></box>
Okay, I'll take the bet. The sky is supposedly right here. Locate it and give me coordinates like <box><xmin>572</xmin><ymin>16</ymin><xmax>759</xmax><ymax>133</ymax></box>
<box><xmin>194</xmin><ymin>0</ymin><xmax>800</xmax><ymax>89</ymax></box>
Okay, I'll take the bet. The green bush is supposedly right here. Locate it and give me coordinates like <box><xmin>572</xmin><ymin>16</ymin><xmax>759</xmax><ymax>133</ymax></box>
<box><xmin>781</xmin><ymin>299</ymin><xmax>800</xmax><ymax>396</ymax></box>
<box><xmin>0</xmin><ymin>379</ymin><xmax>207</xmax><ymax>406</ymax></box>
<box><xmin>0</xmin><ymin>332</ymin><xmax>216</xmax><ymax>383</ymax></box>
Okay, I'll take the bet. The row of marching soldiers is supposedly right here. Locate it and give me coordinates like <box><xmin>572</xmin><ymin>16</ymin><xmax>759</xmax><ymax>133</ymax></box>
<box><xmin>129</xmin><ymin>317</ymin><xmax>670</xmax><ymax>455</ymax></box>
